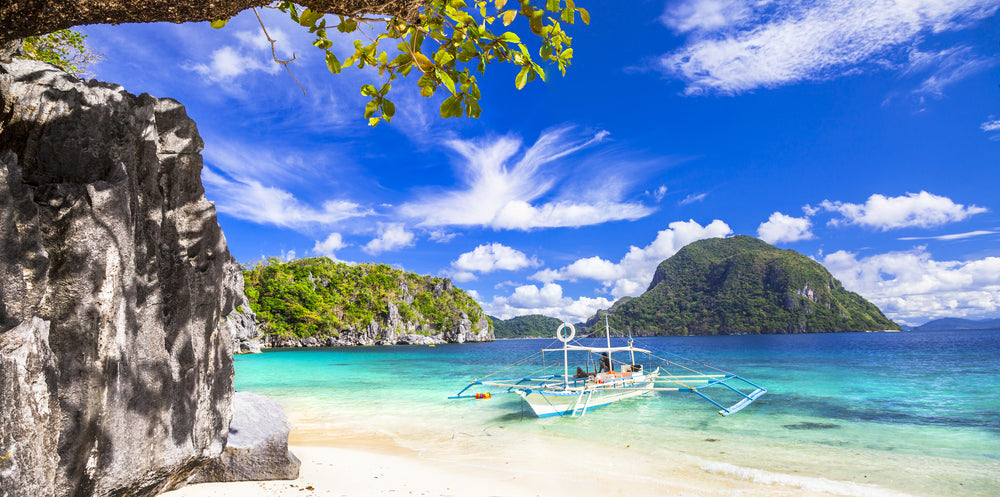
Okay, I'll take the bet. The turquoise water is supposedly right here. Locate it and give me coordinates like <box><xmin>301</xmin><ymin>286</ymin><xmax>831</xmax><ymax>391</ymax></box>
<box><xmin>235</xmin><ymin>330</ymin><xmax>1000</xmax><ymax>497</ymax></box>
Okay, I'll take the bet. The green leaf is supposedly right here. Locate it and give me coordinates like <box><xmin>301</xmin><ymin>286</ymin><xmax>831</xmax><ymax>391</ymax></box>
<box><xmin>325</xmin><ymin>51</ymin><xmax>342</xmax><ymax>74</ymax></box>
<box><xmin>381</xmin><ymin>99</ymin><xmax>396</xmax><ymax>118</ymax></box>
<box><xmin>499</xmin><ymin>32</ymin><xmax>521</xmax><ymax>43</ymax></box>
<box><xmin>515</xmin><ymin>67</ymin><xmax>529</xmax><ymax>89</ymax></box>
<box><xmin>579</xmin><ymin>7</ymin><xmax>590</xmax><ymax>24</ymax></box>
<box><xmin>210</xmin><ymin>19</ymin><xmax>228</xmax><ymax>29</ymax></box>
<box><xmin>379</xmin><ymin>82</ymin><xmax>391</xmax><ymax>96</ymax></box>
<box><xmin>364</xmin><ymin>100</ymin><xmax>378</xmax><ymax>119</ymax></box>
<box><xmin>360</xmin><ymin>84</ymin><xmax>378</xmax><ymax>97</ymax></box>
<box><xmin>440</xmin><ymin>95</ymin><xmax>457</xmax><ymax>118</ymax></box>
<box><xmin>299</xmin><ymin>8</ymin><xmax>323</xmax><ymax>27</ymax></box>
<box><xmin>436</xmin><ymin>69</ymin><xmax>457</xmax><ymax>94</ymax></box>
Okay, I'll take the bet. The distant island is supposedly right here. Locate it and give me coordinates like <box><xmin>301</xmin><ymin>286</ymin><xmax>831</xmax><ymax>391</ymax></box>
<box><xmin>912</xmin><ymin>317</ymin><xmax>1000</xmax><ymax>331</ymax></box>
<box><xmin>581</xmin><ymin>236</ymin><xmax>899</xmax><ymax>335</ymax></box>
<box><xmin>489</xmin><ymin>314</ymin><xmax>564</xmax><ymax>338</ymax></box>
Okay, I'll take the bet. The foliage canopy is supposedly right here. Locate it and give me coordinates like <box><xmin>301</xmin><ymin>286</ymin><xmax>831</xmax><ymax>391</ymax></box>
<box><xmin>217</xmin><ymin>0</ymin><xmax>589</xmax><ymax>125</ymax></box>
<box><xmin>22</xmin><ymin>29</ymin><xmax>101</xmax><ymax>77</ymax></box>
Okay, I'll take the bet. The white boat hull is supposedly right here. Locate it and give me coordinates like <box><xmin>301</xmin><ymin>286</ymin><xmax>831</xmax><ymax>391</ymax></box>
<box><xmin>515</xmin><ymin>371</ymin><xmax>658</xmax><ymax>418</ymax></box>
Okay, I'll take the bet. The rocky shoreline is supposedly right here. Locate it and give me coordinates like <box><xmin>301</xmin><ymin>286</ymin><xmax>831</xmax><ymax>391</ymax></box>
<box><xmin>233</xmin><ymin>310</ymin><xmax>492</xmax><ymax>353</ymax></box>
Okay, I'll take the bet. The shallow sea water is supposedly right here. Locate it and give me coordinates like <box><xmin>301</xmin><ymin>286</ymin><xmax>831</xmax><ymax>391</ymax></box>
<box><xmin>235</xmin><ymin>329</ymin><xmax>1000</xmax><ymax>497</ymax></box>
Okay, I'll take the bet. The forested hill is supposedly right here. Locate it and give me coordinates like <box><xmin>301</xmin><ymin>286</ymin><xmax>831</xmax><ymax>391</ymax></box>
<box><xmin>489</xmin><ymin>314</ymin><xmax>564</xmax><ymax>338</ymax></box>
<box><xmin>587</xmin><ymin>236</ymin><xmax>899</xmax><ymax>335</ymax></box>
<box><xmin>243</xmin><ymin>258</ymin><xmax>492</xmax><ymax>345</ymax></box>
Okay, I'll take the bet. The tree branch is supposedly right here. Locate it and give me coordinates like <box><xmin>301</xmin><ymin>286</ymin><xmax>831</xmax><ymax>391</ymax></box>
<box><xmin>0</xmin><ymin>0</ymin><xmax>425</xmax><ymax>44</ymax></box>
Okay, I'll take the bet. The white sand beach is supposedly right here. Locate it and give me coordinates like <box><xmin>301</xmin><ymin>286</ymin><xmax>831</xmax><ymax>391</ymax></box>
<box><xmin>167</xmin><ymin>423</ymin><xmax>902</xmax><ymax>497</ymax></box>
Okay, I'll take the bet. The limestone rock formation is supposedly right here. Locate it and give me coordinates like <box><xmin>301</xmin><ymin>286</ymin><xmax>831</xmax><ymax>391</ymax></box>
<box><xmin>230</xmin><ymin>295</ymin><xmax>263</xmax><ymax>354</ymax></box>
<box><xmin>0</xmin><ymin>318</ymin><xmax>60</xmax><ymax>497</ymax></box>
<box><xmin>189</xmin><ymin>392</ymin><xmax>300</xmax><ymax>483</ymax></box>
<box><xmin>0</xmin><ymin>57</ymin><xmax>238</xmax><ymax>496</ymax></box>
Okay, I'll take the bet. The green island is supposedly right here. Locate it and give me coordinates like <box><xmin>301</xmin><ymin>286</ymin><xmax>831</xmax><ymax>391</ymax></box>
<box><xmin>243</xmin><ymin>257</ymin><xmax>490</xmax><ymax>342</ymax></box>
<box><xmin>586</xmin><ymin>236</ymin><xmax>900</xmax><ymax>335</ymax></box>
<box><xmin>488</xmin><ymin>314</ymin><xmax>564</xmax><ymax>338</ymax></box>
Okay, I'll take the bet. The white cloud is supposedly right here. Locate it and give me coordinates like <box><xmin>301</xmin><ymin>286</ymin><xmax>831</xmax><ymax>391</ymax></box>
<box><xmin>757</xmin><ymin>212</ymin><xmax>814</xmax><ymax>244</ymax></box>
<box><xmin>187</xmin><ymin>29</ymin><xmax>289</xmax><ymax>84</ymax></box>
<box><xmin>449</xmin><ymin>243</ymin><xmax>540</xmax><ymax>280</ymax></box>
<box><xmin>905</xmin><ymin>46</ymin><xmax>995</xmax><ymax>100</ymax></box>
<box><xmin>659</xmin><ymin>0</ymin><xmax>998</xmax><ymax>95</ymax></box>
<box><xmin>898</xmin><ymin>230</ymin><xmax>996</xmax><ymax>241</ymax></box>
<box><xmin>662</xmin><ymin>0</ymin><xmax>751</xmax><ymax>33</ymax></box>
<box><xmin>313</xmin><ymin>233</ymin><xmax>347</xmax><ymax>259</ymax></box>
<box><xmin>203</xmin><ymin>168</ymin><xmax>372</xmax><ymax>230</ymax></box>
<box><xmin>478</xmin><ymin>282</ymin><xmax>615</xmax><ymax>323</ymax></box>
<box><xmin>427</xmin><ymin>229</ymin><xmax>458</xmax><ymax>243</ymax></box>
<box><xmin>982</xmin><ymin>118</ymin><xmax>1000</xmax><ymax>140</ymax></box>
<box><xmin>202</xmin><ymin>136</ymin><xmax>309</xmax><ymax>185</ymax></box>
<box><xmin>400</xmin><ymin>128</ymin><xmax>655</xmax><ymax>230</ymax></box>
<box><xmin>648</xmin><ymin>185</ymin><xmax>668</xmax><ymax>202</ymax></box>
<box><xmin>679</xmin><ymin>192</ymin><xmax>707</xmax><ymax>205</ymax></box>
<box><xmin>531</xmin><ymin>219</ymin><xmax>733</xmax><ymax>298</ymax></box>
<box><xmin>821</xmin><ymin>247</ymin><xmax>1000</xmax><ymax>323</ymax></box>
<box><xmin>821</xmin><ymin>191</ymin><xmax>987</xmax><ymax>231</ymax></box>
<box><xmin>363</xmin><ymin>223</ymin><xmax>415</xmax><ymax>255</ymax></box>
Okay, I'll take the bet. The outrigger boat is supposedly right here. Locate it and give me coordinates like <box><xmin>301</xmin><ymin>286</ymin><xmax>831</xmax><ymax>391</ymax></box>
<box><xmin>451</xmin><ymin>318</ymin><xmax>766</xmax><ymax>418</ymax></box>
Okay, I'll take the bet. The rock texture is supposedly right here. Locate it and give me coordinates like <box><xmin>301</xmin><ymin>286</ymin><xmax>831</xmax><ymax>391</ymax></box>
<box><xmin>230</xmin><ymin>295</ymin><xmax>262</xmax><ymax>354</ymax></box>
<box><xmin>0</xmin><ymin>317</ymin><xmax>61</xmax><ymax>497</ymax></box>
<box><xmin>262</xmin><ymin>310</ymin><xmax>491</xmax><ymax>348</ymax></box>
<box><xmin>0</xmin><ymin>57</ymin><xmax>238</xmax><ymax>495</ymax></box>
<box><xmin>189</xmin><ymin>392</ymin><xmax>300</xmax><ymax>483</ymax></box>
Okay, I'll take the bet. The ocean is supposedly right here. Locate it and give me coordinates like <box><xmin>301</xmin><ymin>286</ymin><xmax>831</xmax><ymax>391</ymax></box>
<box><xmin>235</xmin><ymin>329</ymin><xmax>1000</xmax><ymax>497</ymax></box>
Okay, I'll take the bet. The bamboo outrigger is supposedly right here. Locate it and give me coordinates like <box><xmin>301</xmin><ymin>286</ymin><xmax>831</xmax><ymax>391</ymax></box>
<box><xmin>450</xmin><ymin>318</ymin><xmax>766</xmax><ymax>417</ymax></box>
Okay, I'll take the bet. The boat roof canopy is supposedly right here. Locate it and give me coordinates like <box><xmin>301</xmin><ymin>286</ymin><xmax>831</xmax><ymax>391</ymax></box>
<box><xmin>542</xmin><ymin>345</ymin><xmax>651</xmax><ymax>354</ymax></box>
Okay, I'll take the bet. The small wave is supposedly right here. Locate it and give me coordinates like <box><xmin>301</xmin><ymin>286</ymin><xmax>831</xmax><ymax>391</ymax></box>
<box><xmin>698</xmin><ymin>459</ymin><xmax>918</xmax><ymax>497</ymax></box>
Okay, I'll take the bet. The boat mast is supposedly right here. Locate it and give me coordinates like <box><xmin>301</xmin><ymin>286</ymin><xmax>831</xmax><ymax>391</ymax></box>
<box><xmin>605</xmin><ymin>314</ymin><xmax>612</xmax><ymax>371</ymax></box>
<box><xmin>563</xmin><ymin>338</ymin><xmax>569</xmax><ymax>388</ymax></box>
<box><xmin>628</xmin><ymin>328</ymin><xmax>635</xmax><ymax>366</ymax></box>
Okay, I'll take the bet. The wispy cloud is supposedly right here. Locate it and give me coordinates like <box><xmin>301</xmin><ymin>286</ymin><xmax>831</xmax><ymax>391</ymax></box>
<box><xmin>904</xmin><ymin>46</ymin><xmax>995</xmax><ymax>102</ymax></box>
<box><xmin>648</xmin><ymin>185</ymin><xmax>668</xmax><ymax>202</ymax></box>
<box><xmin>757</xmin><ymin>211</ymin><xmax>814</xmax><ymax>244</ymax></box>
<box><xmin>659</xmin><ymin>0</ymin><xmax>998</xmax><ymax>95</ymax></box>
<box><xmin>898</xmin><ymin>230</ymin><xmax>996</xmax><ymax>241</ymax></box>
<box><xmin>822</xmin><ymin>247</ymin><xmax>1000</xmax><ymax>322</ymax></box>
<box><xmin>679</xmin><ymin>192</ymin><xmax>707</xmax><ymax>205</ymax></box>
<box><xmin>982</xmin><ymin>118</ymin><xmax>1000</xmax><ymax>141</ymax></box>
<box><xmin>203</xmin><ymin>168</ymin><xmax>372</xmax><ymax>230</ymax></box>
<box><xmin>531</xmin><ymin>219</ymin><xmax>732</xmax><ymax>298</ymax></box>
<box><xmin>399</xmin><ymin>128</ymin><xmax>655</xmax><ymax>230</ymax></box>
<box><xmin>820</xmin><ymin>191</ymin><xmax>986</xmax><ymax>231</ymax></box>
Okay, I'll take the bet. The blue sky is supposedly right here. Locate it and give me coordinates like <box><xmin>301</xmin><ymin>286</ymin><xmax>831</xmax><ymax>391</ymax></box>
<box><xmin>82</xmin><ymin>1</ymin><xmax>1000</xmax><ymax>326</ymax></box>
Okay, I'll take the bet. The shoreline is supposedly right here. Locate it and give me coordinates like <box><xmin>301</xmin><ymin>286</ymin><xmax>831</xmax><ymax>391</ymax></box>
<box><xmin>167</xmin><ymin>420</ymin><xmax>918</xmax><ymax>497</ymax></box>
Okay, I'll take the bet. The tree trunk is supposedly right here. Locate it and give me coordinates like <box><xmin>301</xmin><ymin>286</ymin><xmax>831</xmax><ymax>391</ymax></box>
<box><xmin>0</xmin><ymin>0</ymin><xmax>424</xmax><ymax>44</ymax></box>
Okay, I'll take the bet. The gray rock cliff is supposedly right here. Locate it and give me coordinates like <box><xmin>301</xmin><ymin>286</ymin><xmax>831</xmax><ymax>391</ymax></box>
<box><xmin>189</xmin><ymin>391</ymin><xmax>299</xmax><ymax>483</ymax></box>
<box><xmin>0</xmin><ymin>56</ymin><xmax>238</xmax><ymax>496</ymax></box>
